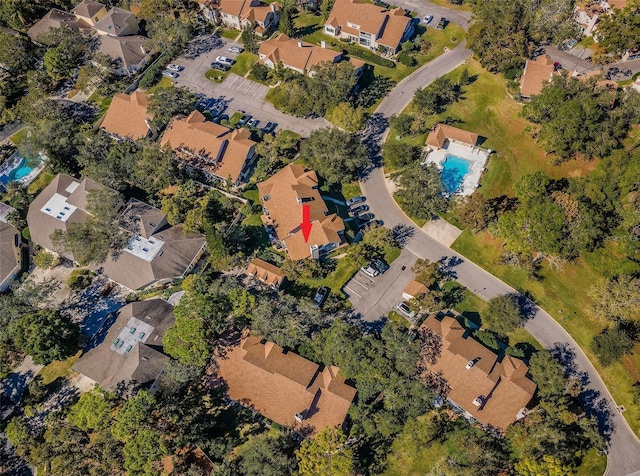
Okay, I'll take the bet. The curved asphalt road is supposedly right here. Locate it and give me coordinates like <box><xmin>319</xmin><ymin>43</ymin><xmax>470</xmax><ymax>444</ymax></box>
<box><xmin>360</xmin><ymin>41</ymin><xmax>640</xmax><ymax>476</ymax></box>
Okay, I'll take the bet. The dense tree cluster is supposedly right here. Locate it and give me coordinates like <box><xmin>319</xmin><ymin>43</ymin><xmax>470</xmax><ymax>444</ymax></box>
<box><xmin>467</xmin><ymin>0</ymin><xmax>579</xmax><ymax>74</ymax></box>
<box><xmin>522</xmin><ymin>76</ymin><xmax>640</xmax><ymax>161</ymax></box>
<box><xmin>393</xmin><ymin>162</ymin><xmax>447</xmax><ymax>221</ymax></box>
<box><xmin>269</xmin><ymin>61</ymin><xmax>358</xmax><ymax>117</ymax></box>
<box><xmin>596</xmin><ymin>0</ymin><xmax>640</xmax><ymax>59</ymax></box>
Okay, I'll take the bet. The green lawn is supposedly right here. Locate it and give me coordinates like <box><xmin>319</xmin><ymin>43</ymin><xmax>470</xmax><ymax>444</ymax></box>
<box><xmin>27</xmin><ymin>170</ymin><xmax>54</xmax><ymax>195</ymax></box>
<box><xmin>230</xmin><ymin>52</ymin><xmax>258</xmax><ymax>77</ymax></box>
<box><xmin>577</xmin><ymin>448</ymin><xmax>607</xmax><ymax>476</ymax></box>
<box><xmin>300</xmin><ymin>256</ymin><xmax>360</xmax><ymax>297</ymax></box>
<box><xmin>87</xmin><ymin>91</ymin><xmax>113</xmax><ymax>116</ymax></box>
<box><xmin>146</xmin><ymin>76</ymin><xmax>173</xmax><ymax>93</ymax></box>
<box><xmin>9</xmin><ymin>129</ymin><xmax>27</xmax><ymax>147</ymax></box>
<box><xmin>38</xmin><ymin>351</ymin><xmax>81</xmax><ymax>385</ymax></box>
<box><xmin>388</xmin><ymin>310</ymin><xmax>412</xmax><ymax>328</ymax></box>
<box><xmin>206</xmin><ymin>68</ymin><xmax>230</xmax><ymax>83</ymax></box>
<box><xmin>219</xmin><ymin>28</ymin><xmax>240</xmax><ymax>40</ymax></box>
<box><xmin>452</xmin><ymin>229</ymin><xmax>640</xmax><ymax>435</ymax></box>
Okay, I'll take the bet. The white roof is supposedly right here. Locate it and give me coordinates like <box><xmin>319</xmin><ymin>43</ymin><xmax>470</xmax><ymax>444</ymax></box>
<box><xmin>40</xmin><ymin>193</ymin><xmax>78</xmax><ymax>222</ymax></box>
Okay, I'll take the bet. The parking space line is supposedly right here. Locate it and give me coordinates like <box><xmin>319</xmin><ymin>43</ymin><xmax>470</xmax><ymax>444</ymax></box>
<box><xmin>351</xmin><ymin>278</ymin><xmax>369</xmax><ymax>290</ymax></box>
<box><xmin>344</xmin><ymin>286</ymin><xmax>361</xmax><ymax>298</ymax></box>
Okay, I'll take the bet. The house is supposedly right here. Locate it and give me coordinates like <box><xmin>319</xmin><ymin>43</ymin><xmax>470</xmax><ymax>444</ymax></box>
<box><xmin>72</xmin><ymin>299</ymin><xmax>175</xmax><ymax>393</ymax></box>
<box><xmin>27</xmin><ymin>176</ymin><xmax>205</xmax><ymax>290</ymax></box>
<box><xmin>97</xmin><ymin>35</ymin><xmax>152</xmax><ymax>76</ymax></box>
<box><xmin>100</xmin><ymin>199</ymin><xmax>206</xmax><ymax>291</ymax></box>
<box><xmin>27</xmin><ymin>9</ymin><xmax>87</xmax><ymax>42</ymax></box>
<box><xmin>100</xmin><ymin>91</ymin><xmax>154</xmax><ymax>140</ymax></box>
<box><xmin>71</xmin><ymin>0</ymin><xmax>108</xmax><ymax>26</ymax></box>
<box><xmin>573</xmin><ymin>3</ymin><xmax>603</xmax><ymax>37</ymax></box>
<box><xmin>93</xmin><ymin>7</ymin><xmax>139</xmax><ymax>37</ymax></box>
<box><xmin>520</xmin><ymin>54</ymin><xmax>555</xmax><ymax>99</ymax></box>
<box><xmin>426</xmin><ymin>124</ymin><xmax>479</xmax><ymax>150</ymax></box>
<box><xmin>420</xmin><ymin>312</ymin><xmax>536</xmax><ymax>430</ymax></box>
<box><xmin>26</xmin><ymin>174</ymin><xmax>116</xmax><ymax>261</ymax></box>
<box><xmin>198</xmin><ymin>0</ymin><xmax>280</xmax><ymax>36</ymax></box>
<box><xmin>160</xmin><ymin>110</ymin><xmax>257</xmax><ymax>184</ymax></box>
<box><xmin>215</xmin><ymin>332</ymin><xmax>356</xmax><ymax>435</ymax></box>
<box><xmin>246</xmin><ymin>258</ymin><xmax>285</xmax><ymax>289</ymax></box>
<box><xmin>257</xmin><ymin>164</ymin><xmax>346</xmax><ymax>261</ymax></box>
<box><xmin>323</xmin><ymin>0</ymin><xmax>414</xmax><ymax>54</ymax></box>
<box><xmin>402</xmin><ymin>280</ymin><xmax>428</xmax><ymax>301</ymax></box>
<box><xmin>0</xmin><ymin>203</ymin><xmax>21</xmax><ymax>292</ymax></box>
<box><xmin>258</xmin><ymin>34</ymin><xmax>364</xmax><ymax>76</ymax></box>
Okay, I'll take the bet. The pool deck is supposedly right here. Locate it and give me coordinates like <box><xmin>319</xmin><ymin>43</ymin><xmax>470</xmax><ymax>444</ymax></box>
<box><xmin>422</xmin><ymin>140</ymin><xmax>491</xmax><ymax>196</ymax></box>
<box><xmin>0</xmin><ymin>151</ymin><xmax>46</xmax><ymax>190</ymax></box>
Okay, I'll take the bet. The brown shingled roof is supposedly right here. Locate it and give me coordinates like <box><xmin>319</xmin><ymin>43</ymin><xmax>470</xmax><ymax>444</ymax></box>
<box><xmin>257</xmin><ymin>164</ymin><xmax>345</xmax><ymax>260</ymax></box>
<box><xmin>258</xmin><ymin>34</ymin><xmax>341</xmax><ymax>75</ymax></box>
<box><xmin>403</xmin><ymin>280</ymin><xmax>428</xmax><ymax>299</ymax></box>
<box><xmin>520</xmin><ymin>54</ymin><xmax>555</xmax><ymax>98</ymax></box>
<box><xmin>420</xmin><ymin>313</ymin><xmax>536</xmax><ymax>430</ymax></box>
<box><xmin>160</xmin><ymin>111</ymin><xmax>256</xmax><ymax>183</ymax></box>
<box><xmin>426</xmin><ymin>124</ymin><xmax>479</xmax><ymax>149</ymax></box>
<box><xmin>101</xmin><ymin>91</ymin><xmax>152</xmax><ymax>140</ymax></box>
<box><xmin>215</xmin><ymin>333</ymin><xmax>356</xmax><ymax>436</ymax></box>
<box><xmin>246</xmin><ymin>258</ymin><xmax>285</xmax><ymax>288</ymax></box>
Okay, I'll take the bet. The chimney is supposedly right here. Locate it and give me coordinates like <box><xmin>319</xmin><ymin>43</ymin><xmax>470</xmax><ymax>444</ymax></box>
<box><xmin>472</xmin><ymin>396</ymin><xmax>484</xmax><ymax>407</ymax></box>
<box><xmin>140</xmin><ymin>44</ymin><xmax>146</xmax><ymax>54</ymax></box>
<box><xmin>321</xmin><ymin>40</ymin><xmax>326</xmax><ymax>48</ymax></box>
<box><xmin>271</xmin><ymin>3</ymin><xmax>276</xmax><ymax>11</ymax></box>
<box><xmin>310</xmin><ymin>244</ymin><xmax>320</xmax><ymax>260</ymax></box>
<box><xmin>297</xmin><ymin>41</ymin><xmax>303</xmax><ymax>47</ymax></box>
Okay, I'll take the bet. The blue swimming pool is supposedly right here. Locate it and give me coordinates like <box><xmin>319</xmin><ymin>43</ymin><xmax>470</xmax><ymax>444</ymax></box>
<box><xmin>440</xmin><ymin>155</ymin><xmax>471</xmax><ymax>193</ymax></box>
<box><xmin>0</xmin><ymin>156</ymin><xmax>42</xmax><ymax>187</ymax></box>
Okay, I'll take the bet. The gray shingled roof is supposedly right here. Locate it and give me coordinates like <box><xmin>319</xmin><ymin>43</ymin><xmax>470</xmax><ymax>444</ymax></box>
<box><xmin>0</xmin><ymin>221</ymin><xmax>20</xmax><ymax>289</ymax></box>
<box><xmin>93</xmin><ymin>7</ymin><xmax>138</xmax><ymax>37</ymax></box>
<box><xmin>72</xmin><ymin>299</ymin><xmax>175</xmax><ymax>392</ymax></box>
<box><xmin>98</xmin><ymin>35</ymin><xmax>150</xmax><ymax>69</ymax></box>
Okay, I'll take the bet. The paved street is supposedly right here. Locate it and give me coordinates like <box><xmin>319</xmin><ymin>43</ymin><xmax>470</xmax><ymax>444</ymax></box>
<box><xmin>359</xmin><ymin>39</ymin><xmax>640</xmax><ymax>476</ymax></box>
<box><xmin>170</xmin><ymin>38</ymin><xmax>328</xmax><ymax>137</ymax></box>
<box><xmin>346</xmin><ymin>248</ymin><xmax>417</xmax><ymax>322</ymax></box>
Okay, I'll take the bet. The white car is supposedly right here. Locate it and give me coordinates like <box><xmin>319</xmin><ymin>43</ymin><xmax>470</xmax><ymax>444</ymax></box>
<box><xmin>166</xmin><ymin>64</ymin><xmax>184</xmax><ymax>72</ymax></box>
<box><xmin>216</xmin><ymin>56</ymin><xmax>234</xmax><ymax>66</ymax></box>
<box><xmin>361</xmin><ymin>265</ymin><xmax>379</xmax><ymax>278</ymax></box>
<box><xmin>397</xmin><ymin>301</ymin><xmax>416</xmax><ymax>318</ymax></box>
<box><xmin>228</xmin><ymin>46</ymin><xmax>244</xmax><ymax>54</ymax></box>
<box><xmin>162</xmin><ymin>70</ymin><xmax>179</xmax><ymax>79</ymax></box>
<box><xmin>423</xmin><ymin>14</ymin><xmax>434</xmax><ymax>24</ymax></box>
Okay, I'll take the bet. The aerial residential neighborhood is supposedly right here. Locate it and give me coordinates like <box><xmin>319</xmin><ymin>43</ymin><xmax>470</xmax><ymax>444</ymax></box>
<box><xmin>0</xmin><ymin>0</ymin><xmax>640</xmax><ymax>475</ymax></box>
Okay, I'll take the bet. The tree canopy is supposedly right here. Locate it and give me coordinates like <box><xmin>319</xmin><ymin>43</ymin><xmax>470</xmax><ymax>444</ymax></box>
<box><xmin>394</xmin><ymin>162</ymin><xmax>447</xmax><ymax>221</ymax></box>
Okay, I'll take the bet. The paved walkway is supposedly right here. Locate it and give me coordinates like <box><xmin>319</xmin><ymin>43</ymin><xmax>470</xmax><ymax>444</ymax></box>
<box><xmin>359</xmin><ymin>40</ymin><xmax>640</xmax><ymax>476</ymax></box>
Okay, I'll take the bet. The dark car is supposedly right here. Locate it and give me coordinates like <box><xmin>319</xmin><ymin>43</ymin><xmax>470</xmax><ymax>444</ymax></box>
<box><xmin>210</xmin><ymin>62</ymin><xmax>230</xmax><ymax>71</ymax></box>
<box><xmin>372</xmin><ymin>258</ymin><xmax>389</xmax><ymax>274</ymax></box>
<box><xmin>346</xmin><ymin>196</ymin><xmax>366</xmax><ymax>207</ymax></box>
<box><xmin>553</xmin><ymin>61</ymin><xmax>562</xmax><ymax>71</ymax></box>
<box><xmin>357</xmin><ymin>212</ymin><xmax>375</xmax><ymax>222</ymax></box>
<box><xmin>349</xmin><ymin>204</ymin><xmax>369</xmax><ymax>215</ymax></box>
<box><xmin>359</xmin><ymin>219</ymin><xmax>384</xmax><ymax>230</ymax></box>
<box><xmin>237</xmin><ymin>114</ymin><xmax>251</xmax><ymax>126</ymax></box>
<box><xmin>313</xmin><ymin>286</ymin><xmax>330</xmax><ymax>308</ymax></box>
<box><xmin>262</xmin><ymin>122</ymin><xmax>278</xmax><ymax>134</ymax></box>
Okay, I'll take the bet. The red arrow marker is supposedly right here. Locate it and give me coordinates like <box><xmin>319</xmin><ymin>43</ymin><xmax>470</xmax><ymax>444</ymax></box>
<box><xmin>301</xmin><ymin>204</ymin><xmax>312</xmax><ymax>242</ymax></box>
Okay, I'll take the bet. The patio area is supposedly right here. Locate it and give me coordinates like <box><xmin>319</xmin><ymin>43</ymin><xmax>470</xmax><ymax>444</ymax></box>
<box><xmin>422</xmin><ymin>138</ymin><xmax>491</xmax><ymax>196</ymax></box>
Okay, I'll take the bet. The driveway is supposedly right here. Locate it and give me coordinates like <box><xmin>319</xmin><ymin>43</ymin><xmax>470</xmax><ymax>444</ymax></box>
<box><xmin>359</xmin><ymin>37</ymin><xmax>640</xmax><ymax>476</ymax></box>
<box><xmin>169</xmin><ymin>38</ymin><xmax>329</xmax><ymax>137</ymax></box>
<box><xmin>346</xmin><ymin>248</ymin><xmax>417</xmax><ymax>322</ymax></box>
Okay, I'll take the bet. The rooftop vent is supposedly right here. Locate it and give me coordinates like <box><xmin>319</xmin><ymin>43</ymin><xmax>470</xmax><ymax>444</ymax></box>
<box><xmin>466</xmin><ymin>359</ymin><xmax>476</xmax><ymax>369</ymax></box>
<box><xmin>472</xmin><ymin>396</ymin><xmax>484</xmax><ymax>407</ymax></box>
<box><xmin>294</xmin><ymin>412</ymin><xmax>306</xmax><ymax>422</ymax></box>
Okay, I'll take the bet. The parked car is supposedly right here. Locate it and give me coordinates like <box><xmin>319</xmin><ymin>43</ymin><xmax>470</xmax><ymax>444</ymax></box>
<box><xmin>228</xmin><ymin>45</ymin><xmax>244</xmax><ymax>54</ymax></box>
<box><xmin>210</xmin><ymin>102</ymin><xmax>226</xmax><ymax>117</ymax></box>
<box><xmin>397</xmin><ymin>301</ymin><xmax>416</xmax><ymax>318</ymax></box>
<box><xmin>246</xmin><ymin>118</ymin><xmax>260</xmax><ymax>128</ymax></box>
<box><xmin>346</xmin><ymin>196</ymin><xmax>366</xmax><ymax>207</ymax></box>
<box><xmin>423</xmin><ymin>14</ymin><xmax>434</xmax><ymax>24</ymax></box>
<box><xmin>210</xmin><ymin>62</ymin><xmax>230</xmax><ymax>71</ymax></box>
<box><xmin>357</xmin><ymin>212</ymin><xmax>375</xmax><ymax>222</ymax></box>
<box><xmin>349</xmin><ymin>204</ymin><xmax>369</xmax><ymax>215</ymax></box>
<box><xmin>216</xmin><ymin>55</ymin><xmax>234</xmax><ymax>65</ymax></box>
<box><xmin>372</xmin><ymin>258</ymin><xmax>389</xmax><ymax>274</ymax></box>
<box><xmin>553</xmin><ymin>61</ymin><xmax>562</xmax><ymax>71</ymax></box>
<box><xmin>262</xmin><ymin>122</ymin><xmax>278</xmax><ymax>134</ymax></box>
<box><xmin>313</xmin><ymin>286</ymin><xmax>330</xmax><ymax>308</ymax></box>
<box><xmin>237</xmin><ymin>114</ymin><xmax>251</xmax><ymax>126</ymax></box>
<box><xmin>361</xmin><ymin>265</ymin><xmax>380</xmax><ymax>278</ymax></box>
<box><xmin>166</xmin><ymin>64</ymin><xmax>184</xmax><ymax>72</ymax></box>
<box><xmin>359</xmin><ymin>219</ymin><xmax>384</xmax><ymax>230</ymax></box>
<box><xmin>162</xmin><ymin>70</ymin><xmax>179</xmax><ymax>78</ymax></box>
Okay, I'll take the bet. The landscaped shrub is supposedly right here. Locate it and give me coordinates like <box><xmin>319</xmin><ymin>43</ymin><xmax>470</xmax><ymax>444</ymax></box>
<box><xmin>473</xmin><ymin>329</ymin><xmax>501</xmax><ymax>351</ymax></box>
<box><xmin>34</xmin><ymin>249</ymin><xmax>59</xmax><ymax>269</ymax></box>
<box><xmin>67</xmin><ymin>268</ymin><xmax>96</xmax><ymax>290</ymax></box>
<box><xmin>250</xmin><ymin>63</ymin><xmax>270</xmax><ymax>82</ymax></box>
<box><xmin>397</xmin><ymin>52</ymin><xmax>417</xmax><ymax>67</ymax></box>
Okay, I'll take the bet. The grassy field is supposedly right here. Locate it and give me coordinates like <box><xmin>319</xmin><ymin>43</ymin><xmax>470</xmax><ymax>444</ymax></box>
<box><xmin>87</xmin><ymin>91</ymin><xmax>113</xmax><ymax>116</ymax></box>
<box><xmin>453</xmin><ymin>229</ymin><xmax>640</xmax><ymax>434</ymax></box>
<box><xmin>146</xmin><ymin>76</ymin><xmax>173</xmax><ymax>93</ymax></box>
<box><xmin>230</xmin><ymin>52</ymin><xmax>258</xmax><ymax>77</ymax></box>
<box><xmin>426</xmin><ymin>0</ymin><xmax>472</xmax><ymax>11</ymax></box>
<box><xmin>9</xmin><ymin>129</ymin><xmax>27</xmax><ymax>147</ymax></box>
<box><xmin>219</xmin><ymin>28</ymin><xmax>240</xmax><ymax>40</ymax></box>
<box><xmin>38</xmin><ymin>351</ymin><xmax>81</xmax><ymax>385</ymax></box>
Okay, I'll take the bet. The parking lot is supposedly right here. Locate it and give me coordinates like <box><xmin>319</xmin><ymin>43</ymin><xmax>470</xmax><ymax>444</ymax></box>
<box><xmin>344</xmin><ymin>248</ymin><xmax>418</xmax><ymax>322</ymax></box>
<box><xmin>169</xmin><ymin>35</ymin><xmax>328</xmax><ymax>137</ymax></box>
